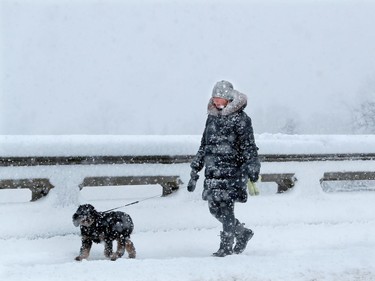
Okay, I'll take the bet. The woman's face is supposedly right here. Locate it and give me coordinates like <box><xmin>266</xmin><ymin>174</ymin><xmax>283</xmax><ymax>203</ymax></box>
<box><xmin>212</xmin><ymin>97</ymin><xmax>229</xmax><ymax>109</ymax></box>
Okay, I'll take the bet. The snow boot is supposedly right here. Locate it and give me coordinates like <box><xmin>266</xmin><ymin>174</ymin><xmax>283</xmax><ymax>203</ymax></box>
<box><xmin>212</xmin><ymin>231</ymin><xmax>234</xmax><ymax>257</ymax></box>
<box><xmin>233</xmin><ymin>223</ymin><xmax>254</xmax><ymax>254</ymax></box>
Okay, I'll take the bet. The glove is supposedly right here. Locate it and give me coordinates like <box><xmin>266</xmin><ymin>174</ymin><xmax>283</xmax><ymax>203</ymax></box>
<box><xmin>241</xmin><ymin>162</ymin><xmax>260</xmax><ymax>183</ymax></box>
<box><xmin>187</xmin><ymin>170</ymin><xmax>199</xmax><ymax>192</ymax></box>
<box><xmin>249</xmin><ymin>172</ymin><xmax>259</xmax><ymax>182</ymax></box>
<box><xmin>187</xmin><ymin>178</ymin><xmax>197</xmax><ymax>192</ymax></box>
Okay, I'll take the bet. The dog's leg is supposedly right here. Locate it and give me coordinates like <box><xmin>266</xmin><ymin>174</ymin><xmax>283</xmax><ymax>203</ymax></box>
<box><xmin>75</xmin><ymin>238</ymin><xmax>92</xmax><ymax>261</ymax></box>
<box><xmin>104</xmin><ymin>240</ymin><xmax>113</xmax><ymax>259</ymax></box>
<box><xmin>125</xmin><ymin>238</ymin><xmax>136</xmax><ymax>259</ymax></box>
<box><xmin>110</xmin><ymin>239</ymin><xmax>126</xmax><ymax>261</ymax></box>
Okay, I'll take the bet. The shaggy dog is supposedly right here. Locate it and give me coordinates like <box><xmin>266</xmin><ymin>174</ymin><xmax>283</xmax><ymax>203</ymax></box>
<box><xmin>72</xmin><ymin>204</ymin><xmax>136</xmax><ymax>261</ymax></box>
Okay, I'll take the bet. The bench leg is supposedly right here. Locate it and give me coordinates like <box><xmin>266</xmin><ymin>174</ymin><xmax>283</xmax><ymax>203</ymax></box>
<box><xmin>30</xmin><ymin>187</ymin><xmax>52</xmax><ymax>201</ymax></box>
<box><xmin>276</xmin><ymin>178</ymin><xmax>296</xmax><ymax>193</ymax></box>
<box><xmin>161</xmin><ymin>182</ymin><xmax>179</xmax><ymax>196</ymax></box>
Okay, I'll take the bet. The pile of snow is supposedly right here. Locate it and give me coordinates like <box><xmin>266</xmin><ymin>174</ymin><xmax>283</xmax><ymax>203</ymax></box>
<box><xmin>2</xmin><ymin>134</ymin><xmax>375</xmax><ymax>156</ymax></box>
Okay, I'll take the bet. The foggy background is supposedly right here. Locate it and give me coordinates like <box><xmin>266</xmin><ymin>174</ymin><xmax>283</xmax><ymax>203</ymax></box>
<box><xmin>1</xmin><ymin>0</ymin><xmax>375</xmax><ymax>135</ymax></box>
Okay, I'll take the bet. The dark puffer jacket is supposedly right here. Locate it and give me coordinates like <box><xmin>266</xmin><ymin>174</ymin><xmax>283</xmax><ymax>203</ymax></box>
<box><xmin>191</xmin><ymin>91</ymin><xmax>260</xmax><ymax>202</ymax></box>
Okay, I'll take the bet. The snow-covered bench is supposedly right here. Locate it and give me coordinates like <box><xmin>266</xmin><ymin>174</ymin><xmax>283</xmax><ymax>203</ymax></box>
<box><xmin>1</xmin><ymin>152</ymin><xmax>375</xmax><ymax>201</ymax></box>
<box><xmin>79</xmin><ymin>175</ymin><xmax>182</xmax><ymax>197</ymax></box>
<box><xmin>0</xmin><ymin>178</ymin><xmax>53</xmax><ymax>201</ymax></box>
<box><xmin>0</xmin><ymin>176</ymin><xmax>182</xmax><ymax>201</ymax></box>
<box><xmin>0</xmin><ymin>155</ymin><xmax>188</xmax><ymax>201</ymax></box>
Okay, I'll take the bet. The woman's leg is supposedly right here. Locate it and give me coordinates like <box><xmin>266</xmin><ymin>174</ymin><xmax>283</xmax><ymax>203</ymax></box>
<box><xmin>208</xmin><ymin>199</ymin><xmax>235</xmax><ymax>233</ymax></box>
<box><xmin>208</xmin><ymin>199</ymin><xmax>236</xmax><ymax>257</ymax></box>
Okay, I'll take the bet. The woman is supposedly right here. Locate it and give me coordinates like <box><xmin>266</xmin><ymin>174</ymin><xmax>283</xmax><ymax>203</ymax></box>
<box><xmin>187</xmin><ymin>80</ymin><xmax>260</xmax><ymax>257</ymax></box>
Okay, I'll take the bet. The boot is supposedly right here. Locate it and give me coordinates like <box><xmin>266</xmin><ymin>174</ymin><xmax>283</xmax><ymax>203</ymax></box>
<box><xmin>212</xmin><ymin>231</ymin><xmax>234</xmax><ymax>257</ymax></box>
<box><xmin>233</xmin><ymin>222</ymin><xmax>254</xmax><ymax>254</ymax></box>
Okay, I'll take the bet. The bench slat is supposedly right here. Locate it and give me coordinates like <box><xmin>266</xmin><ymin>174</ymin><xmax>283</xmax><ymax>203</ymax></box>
<box><xmin>321</xmin><ymin>171</ymin><xmax>375</xmax><ymax>181</ymax></box>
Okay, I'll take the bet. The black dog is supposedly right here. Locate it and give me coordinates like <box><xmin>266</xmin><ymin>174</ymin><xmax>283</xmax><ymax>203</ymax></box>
<box><xmin>72</xmin><ymin>204</ymin><xmax>136</xmax><ymax>261</ymax></box>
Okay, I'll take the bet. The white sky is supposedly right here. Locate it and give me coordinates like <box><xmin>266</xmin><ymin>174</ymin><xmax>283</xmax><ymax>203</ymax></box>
<box><xmin>1</xmin><ymin>0</ymin><xmax>375</xmax><ymax>134</ymax></box>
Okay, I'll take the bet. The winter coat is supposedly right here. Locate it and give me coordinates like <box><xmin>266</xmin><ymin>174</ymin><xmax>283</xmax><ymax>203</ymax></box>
<box><xmin>191</xmin><ymin>90</ymin><xmax>260</xmax><ymax>203</ymax></box>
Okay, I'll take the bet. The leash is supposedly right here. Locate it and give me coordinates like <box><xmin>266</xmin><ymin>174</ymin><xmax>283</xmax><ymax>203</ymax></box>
<box><xmin>103</xmin><ymin>194</ymin><xmax>161</xmax><ymax>213</ymax></box>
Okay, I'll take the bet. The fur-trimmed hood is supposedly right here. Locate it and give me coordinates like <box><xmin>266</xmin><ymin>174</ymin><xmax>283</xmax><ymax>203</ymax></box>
<box><xmin>207</xmin><ymin>90</ymin><xmax>247</xmax><ymax>116</ymax></box>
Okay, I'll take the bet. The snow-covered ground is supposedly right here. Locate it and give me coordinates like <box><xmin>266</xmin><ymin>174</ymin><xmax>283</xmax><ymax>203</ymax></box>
<box><xmin>1</xmin><ymin>135</ymin><xmax>375</xmax><ymax>281</ymax></box>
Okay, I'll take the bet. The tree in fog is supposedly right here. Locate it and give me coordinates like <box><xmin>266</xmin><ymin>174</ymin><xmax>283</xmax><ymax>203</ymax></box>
<box><xmin>352</xmin><ymin>78</ymin><xmax>375</xmax><ymax>134</ymax></box>
<box><xmin>280</xmin><ymin>118</ymin><xmax>299</xmax><ymax>135</ymax></box>
<box><xmin>353</xmin><ymin>98</ymin><xmax>375</xmax><ymax>133</ymax></box>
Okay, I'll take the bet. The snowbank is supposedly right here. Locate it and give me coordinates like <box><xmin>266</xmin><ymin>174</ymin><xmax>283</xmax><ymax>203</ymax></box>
<box><xmin>2</xmin><ymin>134</ymin><xmax>375</xmax><ymax>157</ymax></box>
